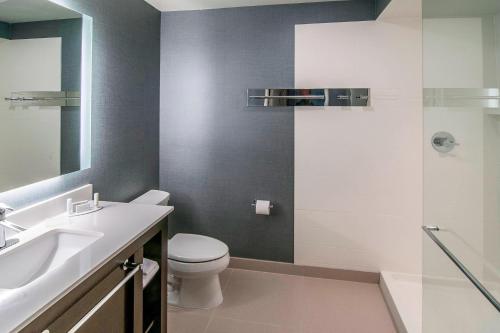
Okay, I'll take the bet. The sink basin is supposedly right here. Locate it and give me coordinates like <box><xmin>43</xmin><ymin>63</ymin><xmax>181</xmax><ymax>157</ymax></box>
<box><xmin>0</xmin><ymin>229</ymin><xmax>103</xmax><ymax>289</ymax></box>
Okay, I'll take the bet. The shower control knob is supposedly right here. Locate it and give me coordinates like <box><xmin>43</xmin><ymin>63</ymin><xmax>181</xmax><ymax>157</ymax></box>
<box><xmin>431</xmin><ymin>131</ymin><xmax>459</xmax><ymax>153</ymax></box>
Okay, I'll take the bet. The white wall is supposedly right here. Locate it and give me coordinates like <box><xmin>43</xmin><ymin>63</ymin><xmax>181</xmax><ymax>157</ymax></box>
<box><xmin>0</xmin><ymin>37</ymin><xmax>61</xmax><ymax>192</ymax></box>
<box><xmin>294</xmin><ymin>18</ymin><xmax>422</xmax><ymax>273</ymax></box>
<box><xmin>422</xmin><ymin>16</ymin><xmax>500</xmax><ymax>332</ymax></box>
<box><xmin>423</xmin><ymin>18</ymin><xmax>485</xmax><ymax>276</ymax></box>
<box><xmin>484</xmin><ymin>13</ymin><xmax>500</xmax><ymax>276</ymax></box>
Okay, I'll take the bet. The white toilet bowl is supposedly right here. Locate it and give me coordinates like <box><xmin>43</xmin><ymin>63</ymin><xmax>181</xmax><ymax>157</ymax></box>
<box><xmin>168</xmin><ymin>233</ymin><xmax>230</xmax><ymax>309</ymax></box>
<box><xmin>131</xmin><ymin>191</ymin><xmax>230</xmax><ymax>309</ymax></box>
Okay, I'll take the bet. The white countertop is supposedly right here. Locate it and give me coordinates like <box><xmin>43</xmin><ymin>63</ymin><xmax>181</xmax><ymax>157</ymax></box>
<box><xmin>0</xmin><ymin>201</ymin><xmax>173</xmax><ymax>333</ymax></box>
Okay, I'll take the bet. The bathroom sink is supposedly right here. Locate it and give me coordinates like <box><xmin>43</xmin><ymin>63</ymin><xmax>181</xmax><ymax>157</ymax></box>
<box><xmin>0</xmin><ymin>229</ymin><xmax>103</xmax><ymax>289</ymax></box>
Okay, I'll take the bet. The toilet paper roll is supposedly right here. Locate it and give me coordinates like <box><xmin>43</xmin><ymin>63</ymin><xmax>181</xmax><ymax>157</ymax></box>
<box><xmin>255</xmin><ymin>200</ymin><xmax>271</xmax><ymax>215</ymax></box>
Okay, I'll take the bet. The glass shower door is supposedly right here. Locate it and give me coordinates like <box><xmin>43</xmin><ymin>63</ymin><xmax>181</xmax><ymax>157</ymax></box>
<box><xmin>423</xmin><ymin>0</ymin><xmax>500</xmax><ymax>331</ymax></box>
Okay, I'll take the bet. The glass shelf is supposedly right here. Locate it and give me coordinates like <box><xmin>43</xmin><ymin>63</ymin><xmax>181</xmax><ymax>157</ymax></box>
<box><xmin>424</xmin><ymin>88</ymin><xmax>500</xmax><ymax>109</ymax></box>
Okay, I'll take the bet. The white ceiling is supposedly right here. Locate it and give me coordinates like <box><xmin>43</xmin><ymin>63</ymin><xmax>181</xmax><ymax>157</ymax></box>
<box><xmin>0</xmin><ymin>0</ymin><xmax>80</xmax><ymax>24</ymax></box>
<box><xmin>145</xmin><ymin>0</ymin><xmax>341</xmax><ymax>12</ymax></box>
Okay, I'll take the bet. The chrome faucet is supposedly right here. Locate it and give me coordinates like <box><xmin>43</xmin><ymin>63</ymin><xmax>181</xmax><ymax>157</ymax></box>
<box><xmin>0</xmin><ymin>203</ymin><xmax>26</xmax><ymax>249</ymax></box>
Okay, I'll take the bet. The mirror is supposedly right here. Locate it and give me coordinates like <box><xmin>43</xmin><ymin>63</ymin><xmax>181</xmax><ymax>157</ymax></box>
<box><xmin>0</xmin><ymin>0</ymin><xmax>92</xmax><ymax>193</ymax></box>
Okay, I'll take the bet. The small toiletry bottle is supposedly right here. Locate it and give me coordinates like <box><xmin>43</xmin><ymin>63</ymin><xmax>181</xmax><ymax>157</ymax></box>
<box><xmin>93</xmin><ymin>193</ymin><xmax>100</xmax><ymax>207</ymax></box>
<box><xmin>67</xmin><ymin>198</ymin><xmax>73</xmax><ymax>215</ymax></box>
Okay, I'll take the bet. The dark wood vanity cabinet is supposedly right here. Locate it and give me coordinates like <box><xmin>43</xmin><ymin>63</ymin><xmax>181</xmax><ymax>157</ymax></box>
<box><xmin>19</xmin><ymin>220</ymin><xmax>168</xmax><ymax>333</ymax></box>
<box><xmin>45</xmin><ymin>264</ymin><xmax>137</xmax><ymax>333</ymax></box>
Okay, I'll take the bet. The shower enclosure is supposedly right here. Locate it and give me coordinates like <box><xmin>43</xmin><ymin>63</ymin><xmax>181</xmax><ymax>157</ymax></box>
<box><xmin>423</xmin><ymin>0</ymin><xmax>500</xmax><ymax>331</ymax></box>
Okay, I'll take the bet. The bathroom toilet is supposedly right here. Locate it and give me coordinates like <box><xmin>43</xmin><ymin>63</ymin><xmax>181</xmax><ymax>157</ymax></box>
<box><xmin>132</xmin><ymin>190</ymin><xmax>230</xmax><ymax>309</ymax></box>
<box><xmin>168</xmin><ymin>233</ymin><xmax>229</xmax><ymax>309</ymax></box>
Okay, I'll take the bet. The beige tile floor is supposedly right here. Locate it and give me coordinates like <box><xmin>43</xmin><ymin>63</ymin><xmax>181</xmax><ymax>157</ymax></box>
<box><xmin>168</xmin><ymin>268</ymin><xmax>397</xmax><ymax>333</ymax></box>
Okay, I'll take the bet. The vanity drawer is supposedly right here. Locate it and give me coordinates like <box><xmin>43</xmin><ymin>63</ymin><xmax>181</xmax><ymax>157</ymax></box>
<box><xmin>44</xmin><ymin>263</ymin><xmax>139</xmax><ymax>333</ymax></box>
<box><xmin>19</xmin><ymin>246</ymin><xmax>144</xmax><ymax>333</ymax></box>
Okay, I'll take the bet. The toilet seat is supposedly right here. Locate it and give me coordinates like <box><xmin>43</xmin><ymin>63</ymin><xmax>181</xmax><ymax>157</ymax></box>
<box><xmin>168</xmin><ymin>233</ymin><xmax>229</xmax><ymax>263</ymax></box>
<box><xmin>131</xmin><ymin>191</ymin><xmax>229</xmax><ymax>309</ymax></box>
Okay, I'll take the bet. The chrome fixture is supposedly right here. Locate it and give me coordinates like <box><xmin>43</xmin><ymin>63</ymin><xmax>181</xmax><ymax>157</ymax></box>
<box><xmin>122</xmin><ymin>259</ymin><xmax>142</xmax><ymax>271</ymax></box>
<box><xmin>424</xmin><ymin>88</ymin><xmax>500</xmax><ymax>108</ymax></box>
<box><xmin>67</xmin><ymin>261</ymin><xmax>142</xmax><ymax>333</ymax></box>
<box><xmin>247</xmin><ymin>88</ymin><xmax>370</xmax><ymax>107</ymax></box>
<box><xmin>67</xmin><ymin>198</ymin><xmax>103</xmax><ymax>217</ymax></box>
<box><xmin>422</xmin><ymin>226</ymin><xmax>500</xmax><ymax>312</ymax></box>
<box><xmin>251</xmin><ymin>200</ymin><xmax>275</xmax><ymax>209</ymax></box>
<box><xmin>431</xmin><ymin>131</ymin><xmax>459</xmax><ymax>153</ymax></box>
<box><xmin>0</xmin><ymin>203</ymin><xmax>26</xmax><ymax>250</ymax></box>
<box><xmin>4</xmin><ymin>91</ymin><xmax>81</xmax><ymax>107</ymax></box>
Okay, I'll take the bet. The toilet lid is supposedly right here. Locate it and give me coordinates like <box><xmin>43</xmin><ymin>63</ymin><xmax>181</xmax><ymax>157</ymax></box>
<box><xmin>168</xmin><ymin>233</ymin><xmax>229</xmax><ymax>263</ymax></box>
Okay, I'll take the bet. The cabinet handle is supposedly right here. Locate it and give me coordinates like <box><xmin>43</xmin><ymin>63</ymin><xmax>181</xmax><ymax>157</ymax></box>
<box><xmin>66</xmin><ymin>263</ymin><xmax>142</xmax><ymax>333</ymax></box>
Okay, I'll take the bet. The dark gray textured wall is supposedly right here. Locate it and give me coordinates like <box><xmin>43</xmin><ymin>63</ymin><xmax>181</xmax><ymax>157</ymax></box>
<box><xmin>160</xmin><ymin>1</ymin><xmax>376</xmax><ymax>262</ymax></box>
<box><xmin>11</xmin><ymin>18</ymin><xmax>83</xmax><ymax>174</ymax></box>
<box><xmin>375</xmin><ymin>0</ymin><xmax>392</xmax><ymax>17</ymax></box>
<box><xmin>0</xmin><ymin>0</ymin><xmax>160</xmax><ymax>208</ymax></box>
<box><xmin>0</xmin><ymin>21</ymin><xmax>10</xmax><ymax>39</ymax></box>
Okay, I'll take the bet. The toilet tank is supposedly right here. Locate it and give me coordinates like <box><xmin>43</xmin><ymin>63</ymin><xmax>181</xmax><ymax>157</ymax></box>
<box><xmin>131</xmin><ymin>190</ymin><xmax>170</xmax><ymax>206</ymax></box>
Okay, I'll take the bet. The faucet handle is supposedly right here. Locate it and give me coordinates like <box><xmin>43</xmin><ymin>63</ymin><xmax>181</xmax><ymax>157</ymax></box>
<box><xmin>0</xmin><ymin>203</ymin><xmax>14</xmax><ymax>220</ymax></box>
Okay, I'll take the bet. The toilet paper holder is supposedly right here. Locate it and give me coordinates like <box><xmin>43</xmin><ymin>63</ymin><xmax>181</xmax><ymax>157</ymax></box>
<box><xmin>251</xmin><ymin>200</ymin><xmax>274</xmax><ymax>209</ymax></box>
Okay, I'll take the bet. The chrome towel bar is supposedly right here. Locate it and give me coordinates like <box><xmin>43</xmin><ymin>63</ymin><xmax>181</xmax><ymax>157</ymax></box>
<box><xmin>422</xmin><ymin>225</ymin><xmax>500</xmax><ymax>312</ymax></box>
<box><xmin>247</xmin><ymin>88</ymin><xmax>370</xmax><ymax>107</ymax></box>
<box><xmin>248</xmin><ymin>95</ymin><xmax>325</xmax><ymax>100</ymax></box>
<box><xmin>66</xmin><ymin>262</ymin><xmax>142</xmax><ymax>333</ymax></box>
<box><xmin>4</xmin><ymin>91</ymin><xmax>81</xmax><ymax>107</ymax></box>
<box><xmin>4</xmin><ymin>97</ymin><xmax>81</xmax><ymax>101</ymax></box>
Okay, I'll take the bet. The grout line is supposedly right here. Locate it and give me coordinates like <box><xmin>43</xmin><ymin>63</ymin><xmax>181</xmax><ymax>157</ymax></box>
<box><xmin>202</xmin><ymin>268</ymin><xmax>234</xmax><ymax>333</ymax></box>
<box><xmin>203</xmin><ymin>298</ymin><xmax>220</xmax><ymax>332</ymax></box>
<box><xmin>202</xmin><ymin>313</ymin><xmax>215</xmax><ymax>333</ymax></box>
<box><xmin>221</xmin><ymin>268</ymin><xmax>234</xmax><ymax>291</ymax></box>
<box><xmin>206</xmin><ymin>314</ymin><xmax>295</xmax><ymax>331</ymax></box>
<box><xmin>213</xmin><ymin>314</ymin><xmax>284</xmax><ymax>326</ymax></box>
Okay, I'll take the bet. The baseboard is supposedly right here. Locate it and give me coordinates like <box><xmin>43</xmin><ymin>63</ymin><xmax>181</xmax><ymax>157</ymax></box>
<box><xmin>229</xmin><ymin>257</ymin><xmax>380</xmax><ymax>284</ymax></box>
